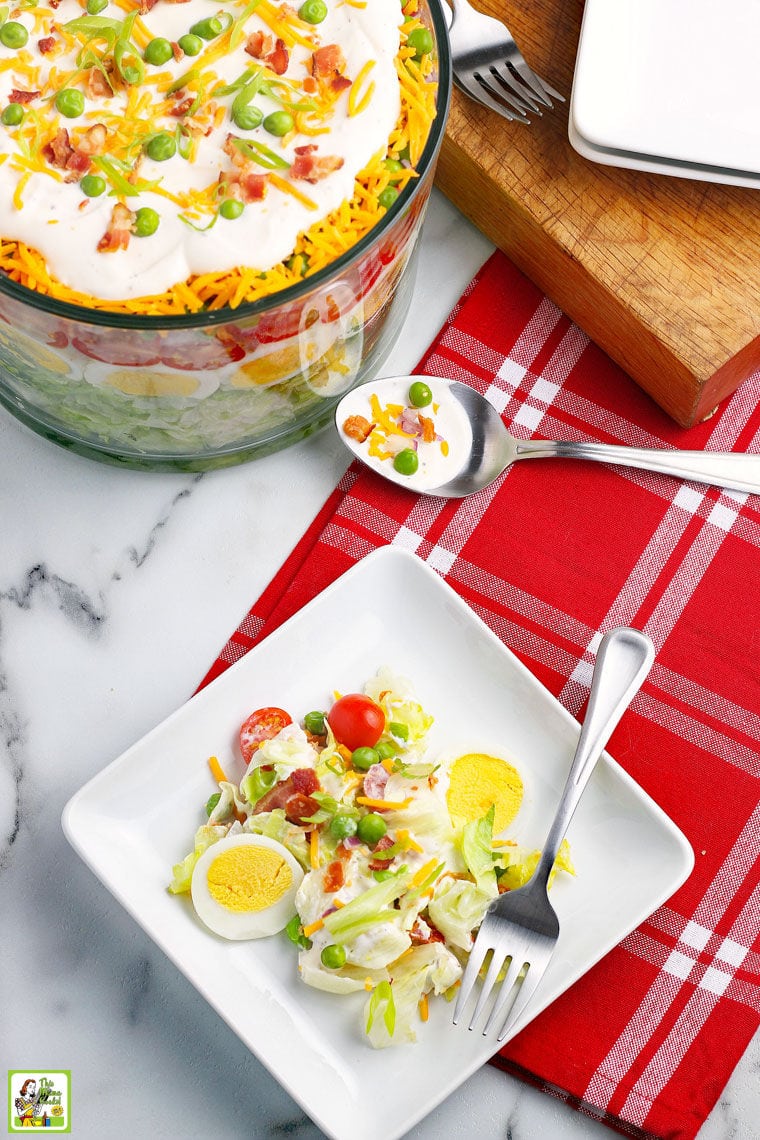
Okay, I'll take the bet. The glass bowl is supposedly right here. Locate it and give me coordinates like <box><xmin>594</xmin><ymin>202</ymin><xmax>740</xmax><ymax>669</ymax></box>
<box><xmin>0</xmin><ymin>0</ymin><xmax>451</xmax><ymax>472</ymax></box>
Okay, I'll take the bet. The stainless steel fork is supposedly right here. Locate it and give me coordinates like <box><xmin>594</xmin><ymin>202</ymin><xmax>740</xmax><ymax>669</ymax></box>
<box><xmin>452</xmin><ymin>626</ymin><xmax>655</xmax><ymax>1042</ymax></box>
<box><xmin>445</xmin><ymin>0</ymin><xmax>564</xmax><ymax>123</ymax></box>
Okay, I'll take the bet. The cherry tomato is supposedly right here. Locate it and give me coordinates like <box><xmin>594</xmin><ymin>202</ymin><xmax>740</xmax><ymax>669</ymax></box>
<box><xmin>327</xmin><ymin>694</ymin><xmax>385</xmax><ymax>751</ymax></box>
<box><xmin>239</xmin><ymin>706</ymin><xmax>292</xmax><ymax>764</ymax></box>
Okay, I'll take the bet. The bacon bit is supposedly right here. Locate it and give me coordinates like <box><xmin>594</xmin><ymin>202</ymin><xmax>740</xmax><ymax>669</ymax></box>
<box><xmin>171</xmin><ymin>40</ymin><xmax>183</xmax><ymax>61</ymax></box>
<box><xmin>48</xmin><ymin>0</ymin><xmax>60</xmax><ymax>8</ymax></box>
<box><xmin>368</xmin><ymin>834</ymin><xmax>395</xmax><ymax>871</ymax></box>
<box><xmin>266</xmin><ymin>37</ymin><xmax>289</xmax><ymax>75</ymax></box>
<box><xmin>239</xmin><ymin>172</ymin><xmax>268</xmax><ymax>201</ymax></box>
<box><xmin>245</xmin><ymin>30</ymin><xmax>274</xmax><ymax>58</ymax></box>
<box><xmin>37</xmin><ymin>36</ymin><xmax>56</xmax><ymax>54</ymax></box>
<box><xmin>97</xmin><ymin>203</ymin><xmax>134</xmax><ymax>253</ymax></box>
<box><xmin>291</xmin><ymin>148</ymin><xmax>344</xmax><ymax>184</ymax></box>
<box><xmin>303</xmin><ymin>75</ymin><xmax>317</xmax><ymax>94</ymax></box>
<box><xmin>169</xmin><ymin>95</ymin><xmax>194</xmax><ymax>117</ymax></box>
<box><xmin>252</xmin><ymin>766</ymin><xmax>321</xmax><ymax>824</ymax></box>
<box><xmin>342</xmin><ymin>414</ymin><xmax>373</xmax><ymax>443</ymax></box>
<box><xmin>42</xmin><ymin>128</ymin><xmax>91</xmax><ymax>181</ymax></box>
<box><xmin>311</xmin><ymin>43</ymin><xmax>347</xmax><ymax>77</ymax></box>
<box><xmin>86</xmin><ymin>64</ymin><xmax>117</xmax><ymax>98</ymax></box>
<box><xmin>410</xmin><ymin>917</ymin><xmax>445</xmax><ymax>945</ymax></box>
<box><xmin>9</xmin><ymin>89</ymin><xmax>40</xmax><ymax>104</ymax></box>
<box><xmin>323</xmin><ymin>860</ymin><xmax>345</xmax><ymax>893</ymax></box>
<box><xmin>77</xmin><ymin>123</ymin><xmax>107</xmax><ymax>156</ymax></box>
<box><xmin>330</xmin><ymin>74</ymin><xmax>352</xmax><ymax>93</ymax></box>
<box><xmin>221</xmin><ymin>134</ymin><xmax>270</xmax><ymax>202</ymax></box>
<box><xmin>139</xmin><ymin>0</ymin><xmax>159</xmax><ymax>10</ymax></box>
<box><xmin>419</xmin><ymin>413</ymin><xmax>436</xmax><ymax>443</ymax></box>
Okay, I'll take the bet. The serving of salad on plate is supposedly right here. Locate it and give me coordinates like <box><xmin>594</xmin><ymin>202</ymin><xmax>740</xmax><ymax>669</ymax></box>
<box><xmin>169</xmin><ymin>666</ymin><xmax>575</xmax><ymax>1047</ymax></box>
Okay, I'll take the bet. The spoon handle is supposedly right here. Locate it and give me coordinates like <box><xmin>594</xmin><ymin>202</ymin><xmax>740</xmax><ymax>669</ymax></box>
<box><xmin>513</xmin><ymin>438</ymin><xmax>760</xmax><ymax>494</ymax></box>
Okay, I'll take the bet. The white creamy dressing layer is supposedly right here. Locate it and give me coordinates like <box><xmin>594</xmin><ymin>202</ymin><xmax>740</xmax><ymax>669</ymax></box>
<box><xmin>337</xmin><ymin>376</ymin><xmax>474</xmax><ymax>492</ymax></box>
<box><xmin>0</xmin><ymin>0</ymin><xmax>402</xmax><ymax>299</ymax></box>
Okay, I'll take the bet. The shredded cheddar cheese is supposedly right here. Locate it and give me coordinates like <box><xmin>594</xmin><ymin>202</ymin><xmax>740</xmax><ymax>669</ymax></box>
<box><xmin>0</xmin><ymin>0</ymin><xmax>438</xmax><ymax>314</ymax></box>
<box><xmin>208</xmin><ymin>755</ymin><xmax>229</xmax><ymax>785</ymax></box>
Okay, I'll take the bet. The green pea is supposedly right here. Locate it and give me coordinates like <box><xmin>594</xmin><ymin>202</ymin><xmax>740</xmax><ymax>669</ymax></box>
<box><xmin>205</xmin><ymin>791</ymin><xmax>221</xmax><ymax>817</ymax></box>
<box><xmin>357</xmin><ymin>812</ymin><xmax>387</xmax><ymax>845</ymax></box>
<box><xmin>408</xmin><ymin>379</ymin><xmax>432</xmax><ymax>407</ymax></box>
<box><xmin>393</xmin><ymin>448</ymin><xmax>419</xmax><ymax>476</ymax></box>
<box><xmin>144</xmin><ymin>37</ymin><xmax>174</xmax><ymax>65</ymax></box>
<box><xmin>351</xmin><ymin>746</ymin><xmax>379</xmax><ymax>772</ymax></box>
<box><xmin>384</xmin><ymin>157</ymin><xmax>404</xmax><ymax>180</ymax></box>
<box><xmin>189</xmin><ymin>16</ymin><xmax>223</xmax><ymax>40</ymax></box>
<box><xmin>86</xmin><ymin>0</ymin><xmax>108</xmax><ymax>13</ymax></box>
<box><xmin>320</xmin><ymin>943</ymin><xmax>347</xmax><ymax>969</ymax></box>
<box><xmin>146</xmin><ymin>132</ymin><xmax>176</xmax><ymax>161</ymax></box>
<box><xmin>80</xmin><ymin>173</ymin><xmax>106</xmax><ymax>197</ymax></box>
<box><xmin>378</xmin><ymin>186</ymin><xmax>398</xmax><ymax>210</ymax></box>
<box><xmin>0</xmin><ymin>21</ymin><xmax>29</xmax><ymax>48</ymax></box>
<box><xmin>329</xmin><ymin>813</ymin><xmax>358</xmax><ymax>841</ymax></box>
<box><xmin>298</xmin><ymin>0</ymin><xmax>327</xmax><ymax>22</ymax></box>
<box><xmin>178</xmin><ymin>32</ymin><xmax>203</xmax><ymax>55</ymax></box>
<box><xmin>263</xmin><ymin>109</ymin><xmax>294</xmax><ymax>137</ymax></box>
<box><xmin>232</xmin><ymin>103</ymin><xmax>263</xmax><ymax>131</ymax></box>
<box><xmin>133</xmin><ymin>207</ymin><xmax>160</xmax><ymax>237</ymax></box>
<box><xmin>374</xmin><ymin>740</ymin><xmax>398</xmax><ymax>761</ymax></box>
<box><xmin>1</xmin><ymin>103</ymin><xmax>24</xmax><ymax>126</ymax></box>
<box><xmin>303</xmin><ymin>710</ymin><xmax>326</xmax><ymax>735</ymax></box>
<box><xmin>406</xmin><ymin>26</ymin><xmax>434</xmax><ymax>58</ymax></box>
<box><xmin>55</xmin><ymin>88</ymin><xmax>85</xmax><ymax>118</ymax></box>
<box><xmin>219</xmin><ymin>197</ymin><xmax>244</xmax><ymax>220</ymax></box>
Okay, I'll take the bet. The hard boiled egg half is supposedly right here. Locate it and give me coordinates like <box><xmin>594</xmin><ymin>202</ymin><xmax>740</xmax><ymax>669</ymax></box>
<box><xmin>191</xmin><ymin>834</ymin><xmax>304</xmax><ymax>940</ymax></box>
<box><xmin>445</xmin><ymin>752</ymin><xmax>524</xmax><ymax>834</ymax></box>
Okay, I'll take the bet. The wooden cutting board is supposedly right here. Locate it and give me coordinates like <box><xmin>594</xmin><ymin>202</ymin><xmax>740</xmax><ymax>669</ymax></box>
<box><xmin>434</xmin><ymin>0</ymin><xmax>760</xmax><ymax>427</ymax></box>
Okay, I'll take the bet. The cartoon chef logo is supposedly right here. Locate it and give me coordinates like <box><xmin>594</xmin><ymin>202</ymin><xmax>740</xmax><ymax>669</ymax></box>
<box><xmin>7</xmin><ymin>1072</ymin><xmax>70</xmax><ymax>1133</ymax></box>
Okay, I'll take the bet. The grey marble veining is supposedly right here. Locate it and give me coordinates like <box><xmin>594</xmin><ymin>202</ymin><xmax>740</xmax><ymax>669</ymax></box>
<box><xmin>2</xmin><ymin>190</ymin><xmax>758</xmax><ymax>1139</ymax></box>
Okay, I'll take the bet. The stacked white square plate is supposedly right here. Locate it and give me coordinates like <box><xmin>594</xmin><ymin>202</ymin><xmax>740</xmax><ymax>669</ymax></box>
<box><xmin>569</xmin><ymin>0</ymin><xmax>760</xmax><ymax>188</ymax></box>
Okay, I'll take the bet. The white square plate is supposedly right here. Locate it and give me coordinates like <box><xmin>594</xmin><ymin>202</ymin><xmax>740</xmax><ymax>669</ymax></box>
<box><xmin>570</xmin><ymin>0</ymin><xmax>760</xmax><ymax>187</ymax></box>
<box><xmin>62</xmin><ymin>547</ymin><xmax>694</xmax><ymax>1140</ymax></box>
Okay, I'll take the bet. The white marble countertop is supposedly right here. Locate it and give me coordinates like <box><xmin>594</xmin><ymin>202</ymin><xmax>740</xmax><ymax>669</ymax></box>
<box><xmin>2</xmin><ymin>188</ymin><xmax>757</xmax><ymax>1139</ymax></box>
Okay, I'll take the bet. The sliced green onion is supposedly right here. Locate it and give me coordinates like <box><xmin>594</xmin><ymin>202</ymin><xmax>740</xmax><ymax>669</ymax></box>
<box><xmin>231</xmin><ymin>135</ymin><xmax>290</xmax><ymax>170</ymax></box>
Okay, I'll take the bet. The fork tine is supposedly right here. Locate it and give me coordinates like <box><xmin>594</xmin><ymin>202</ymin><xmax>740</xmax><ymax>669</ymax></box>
<box><xmin>486</xmin><ymin>67</ymin><xmax>542</xmax><ymax>115</ymax></box>
<box><xmin>481</xmin><ymin>951</ymin><xmax>529</xmax><ymax>1036</ymax></box>
<box><xmin>451</xmin><ymin>931</ymin><xmax>491</xmax><ymax>1024</ymax></box>
<box><xmin>494</xmin><ymin>959</ymin><xmax>548</xmax><ymax>1043</ymax></box>
<box><xmin>508</xmin><ymin>56</ymin><xmax>565</xmax><ymax>107</ymax></box>
<box><xmin>466</xmin><ymin>946</ymin><xmax>510</xmax><ymax>1030</ymax></box>
<box><xmin>455</xmin><ymin>73</ymin><xmax>530</xmax><ymax>124</ymax></box>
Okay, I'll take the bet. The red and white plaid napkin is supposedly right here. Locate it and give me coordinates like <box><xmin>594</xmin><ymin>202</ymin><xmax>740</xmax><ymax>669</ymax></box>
<box><xmin>199</xmin><ymin>251</ymin><xmax>760</xmax><ymax>1140</ymax></box>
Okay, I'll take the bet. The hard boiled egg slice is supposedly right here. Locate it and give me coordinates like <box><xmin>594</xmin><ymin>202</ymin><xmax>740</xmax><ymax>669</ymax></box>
<box><xmin>191</xmin><ymin>834</ymin><xmax>304</xmax><ymax>940</ymax></box>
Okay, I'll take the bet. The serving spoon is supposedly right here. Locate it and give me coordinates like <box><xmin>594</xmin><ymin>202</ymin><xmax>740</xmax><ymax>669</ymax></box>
<box><xmin>336</xmin><ymin>376</ymin><xmax>760</xmax><ymax>498</ymax></box>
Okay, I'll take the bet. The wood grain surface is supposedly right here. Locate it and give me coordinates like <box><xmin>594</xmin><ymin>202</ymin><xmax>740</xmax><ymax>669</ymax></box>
<box><xmin>434</xmin><ymin>0</ymin><xmax>760</xmax><ymax>426</ymax></box>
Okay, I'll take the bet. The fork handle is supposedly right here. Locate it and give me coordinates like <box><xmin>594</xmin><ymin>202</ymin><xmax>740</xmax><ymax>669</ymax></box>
<box><xmin>532</xmin><ymin>627</ymin><xmax>655</xmax><ymax>889</ymax></box>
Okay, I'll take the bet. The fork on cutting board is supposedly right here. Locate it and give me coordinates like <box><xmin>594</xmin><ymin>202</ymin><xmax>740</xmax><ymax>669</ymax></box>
<box><xmin>453</xmin><ymin>627</ymin><xmax>655</xmax><ymax>1042</ymax></box>
<box><xmin>443</xmin><ymin>0</ymin><xmax>564</xmax><ymax>122</ymax></box>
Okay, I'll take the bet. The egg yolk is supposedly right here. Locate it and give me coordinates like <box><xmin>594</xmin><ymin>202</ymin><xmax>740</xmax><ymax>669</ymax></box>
<box><xmin>206</xmin><ymin>845</ymin><xmax>293</xmax><ymax>913</ymax></box>
<box><xmin>446</xmin><ymin>752</ymin><xmax>524</xmax><ymax>834</ymax></box>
